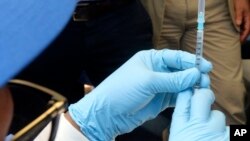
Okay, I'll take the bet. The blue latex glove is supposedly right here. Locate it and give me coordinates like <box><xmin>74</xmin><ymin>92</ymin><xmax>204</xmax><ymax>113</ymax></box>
<box><xmin>68</xmin><ymin>49</ymin><xmax>212</xmax><ymax>141</ymax></box>
<box><xmin>169</xmin><ymin>88</ymin><xmax>229</xmax><ymax>141</ymax></box>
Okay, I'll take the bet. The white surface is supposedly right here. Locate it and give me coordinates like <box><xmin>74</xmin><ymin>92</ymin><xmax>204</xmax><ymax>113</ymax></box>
<box><xmin>35</xmin><ymin>114</ymin><xmax>89</xmax><ymax>141</ymax></box>
<box><xmin>34</xmin><ymin>122</ymin><xmax>52</xmax><ymax>141</ymax></box>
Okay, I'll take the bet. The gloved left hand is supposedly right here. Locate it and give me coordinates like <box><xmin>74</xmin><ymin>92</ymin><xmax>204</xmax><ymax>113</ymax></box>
<box><xmin>169</xmin><ymin>89</ymin><xmax>229</xmax><ymax>141</ymax></box>
<box><xmin>68</xmin><ymin>49</ymin><xmax>212</xmax><ymax>141</ymax></box>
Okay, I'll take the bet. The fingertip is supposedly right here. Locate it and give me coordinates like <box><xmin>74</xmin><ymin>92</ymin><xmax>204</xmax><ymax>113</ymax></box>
<box><xmin>200</xmin><ymin>59</ymin><xmax>213</xmax><ymax>73</ymax></box>
<box><xmin>235</xmin><ymin>12</ymin><xmax>242</xmax><ymax>25</ymax></box>
<box><xmin>210</xmin><ymin>110</ymin><xmax>227</xmax><ymax>130</ymax></box>
<box><xmin>211</xmin><ymin>110</ymin><xmax>226</xmax><ymax>121</ymax></box>
<box><xmin>236</xmin><ymin>19</ymin><xmax>242</xmax><ymax>25</ymax></box>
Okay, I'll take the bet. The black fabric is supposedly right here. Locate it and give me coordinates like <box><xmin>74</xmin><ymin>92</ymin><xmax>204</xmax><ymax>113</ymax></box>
<box><xmin>16</xmin><ymin>20</ymin><xmax>86</xmax><ymax>103</ymax></box>
<box><xmin>16</xmin><ymin>0</ymin><xmax>153</xmax><ymax>103</ymax></box>
<box><xmin>80</xmin><ymin>0</ymin><xmax>153</xmax><ymax>86</ymax></box>
<box><xmin>242</xmin><ymin>40</ymin><xmax>250</xmax><ymax>59</ymax></box>
<box><xmin>74</xmin><ymin>0</ymin><xmax>134</xmax><ymax>21</ymax></box>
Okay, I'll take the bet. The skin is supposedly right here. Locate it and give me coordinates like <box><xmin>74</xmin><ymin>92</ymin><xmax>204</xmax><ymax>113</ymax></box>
<box><xmin>64</xmin><ymin>112</ymin><xmax>81</xmax><ymax>131</ymax></box>
<box><xmin>0</xmin><ymin>87</ymin><xmax>13</xmax><ymax>141</ymax></box>
<box><xmin>234</xmin><ymin>0</ymin><xmax>250</xmax><ymax>43</ymax></box>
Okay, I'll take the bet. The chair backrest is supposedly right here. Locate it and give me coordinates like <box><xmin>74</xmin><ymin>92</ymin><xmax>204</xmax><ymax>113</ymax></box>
<box><xmin>8</xmin><ymin>79</ymin><xmax>68</xmax><ymax>141</ymax></box>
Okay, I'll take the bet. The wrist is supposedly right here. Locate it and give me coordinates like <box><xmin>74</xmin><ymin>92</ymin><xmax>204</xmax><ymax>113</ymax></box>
<box><xmin>64</xmin><ymin>112</ymin><xmax>81</xmax><ymax>132</ymax></box>
<box><xmin>68</xmin><ymin>94</ymin><xmax>114</xmax><ymax>141</ymax></box>
<box><xmin>53</xmin><ymin>113</ymin><xmax>89</xmax><ymax>141</ymax></box>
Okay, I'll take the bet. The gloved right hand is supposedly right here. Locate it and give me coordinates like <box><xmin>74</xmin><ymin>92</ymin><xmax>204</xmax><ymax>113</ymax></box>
<box><xmin>68</xmin><ymin>49</ymin><xmax>212</xmax><ymax>141</ymax></box>
<box><xmin>169</xmin><ymin>88</ymin><xmax>229</xmax><ymax>141</ymax></box>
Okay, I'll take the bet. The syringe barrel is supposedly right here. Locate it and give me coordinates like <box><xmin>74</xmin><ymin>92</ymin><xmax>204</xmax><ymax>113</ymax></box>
<box><xmin>195</xmin><ymin>30</ymin><xmax>204</xmax><ymax>67</ymax></box>
<box><xmin>194</xmin><ymin>0</ymin><xmax>205</xmax><ymax>89</ymax></box>
<box><xmin>197</xmin><ymin>0</ymin><xmax>205</xmax><ymax>29</ymax></box>
<box><xmin>198</xmin><ymin>0</ymin><xmax>205</xmax><ymax>14</ymax></box>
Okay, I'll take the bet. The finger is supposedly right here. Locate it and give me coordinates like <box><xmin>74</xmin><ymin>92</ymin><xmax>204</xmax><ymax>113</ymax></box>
<box><xmin>207</xmin><ymin>110</ymin><xmax>227</xmax><ymax>132</ymax></box>
<box><xmin>190</xmin><ymin>88</ymin><xmax>215</xmax><ymax>122</ymax></box>
<box><xmin>235</xmin><ymin>6</ymin><xmax>243</xmax><ymax>26</ymax></box>
<box><xmin>171</xmin><ymin>90</ymin><xmax>192</xmax><ymax>132</ymax></box>
<box><xmin>240</xmin><ymin>14</ymin><xmax>250</xmax><ymax>43</ymax></box>
<box><xmin>200</xmin><ymin>74</ymin><xmax>210</xmax><ymax>88</ymax></box>
<box><xmin>151</xmin><ymin>68</ymin><xmax>200</xmax><ymax>93</ymax></box>
<box><xmin>153</xmin><ymin>49</ymin><xmax>212</xmax><ymax>73</ymax></box>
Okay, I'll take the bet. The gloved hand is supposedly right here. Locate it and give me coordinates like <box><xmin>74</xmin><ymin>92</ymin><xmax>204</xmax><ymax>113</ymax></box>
<box><xmin>169</xmin><ymin>88</ymin><xmax>229</xmax><ymax>141</ymax></box>
<box><xmin>68</xmin><ymin>49</ymin><xmax>212</xmax><ymax>141</ymax></box>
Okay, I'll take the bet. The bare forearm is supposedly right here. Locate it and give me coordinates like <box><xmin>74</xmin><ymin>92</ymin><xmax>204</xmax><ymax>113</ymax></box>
<box><xmin>0</xmin><ymin>87</ymin><xmax>13</xmax><ymax>141</ymax></box>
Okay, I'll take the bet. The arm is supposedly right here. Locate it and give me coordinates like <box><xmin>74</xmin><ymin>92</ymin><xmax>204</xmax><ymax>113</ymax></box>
<box><xmin>0</xmin><ymin>88</ymin><xmax>13</xmax><ymax>141</ymax></box>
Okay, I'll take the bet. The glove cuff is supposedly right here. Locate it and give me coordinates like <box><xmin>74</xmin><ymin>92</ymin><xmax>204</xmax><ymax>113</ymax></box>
<box><xmin>68</xmin><ymin>93</ymin><xmax>116</xmax><ymax>141</ymax></box>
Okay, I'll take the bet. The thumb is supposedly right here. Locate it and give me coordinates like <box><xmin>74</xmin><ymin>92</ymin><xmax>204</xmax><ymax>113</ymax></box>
<box><xmin>150</xmin><ymin>68</ymin><xmax>200</xmax><ymax>93</ymax></box>
<box><xmin>171</xmin><ymin>90</ymin><xmax>192</xmax><ymax>133</ymax></box>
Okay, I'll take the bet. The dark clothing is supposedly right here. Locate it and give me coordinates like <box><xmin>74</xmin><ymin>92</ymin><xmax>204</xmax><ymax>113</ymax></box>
<box><xmin>242</xmin><ymin>40</ymin><xmax>250</xmax><ymax>59</ymax></box>
<box><xmin>80</xmin><ymin>0</ymin><xmax>153</xmax><ymax>86</ymax></box>
<box><xmin>16</xmin><ymin>0</ymin><xmax>153</xmax><ymax>103</ymax></box>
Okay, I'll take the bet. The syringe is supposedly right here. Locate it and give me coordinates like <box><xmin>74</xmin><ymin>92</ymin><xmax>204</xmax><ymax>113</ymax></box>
<box><xmin>194</xmin><ymin>0</ymin><xmax>205</xmax><ymax>89</ymax></box>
